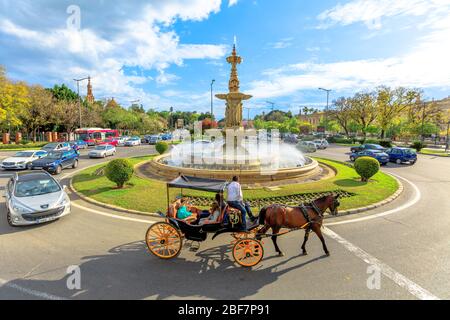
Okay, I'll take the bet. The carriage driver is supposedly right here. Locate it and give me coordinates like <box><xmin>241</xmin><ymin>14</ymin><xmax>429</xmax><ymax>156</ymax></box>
<box><xmin>226</xmin><ymin>176</ymin><xmax>257</xmax><ymax>231</ymax></box>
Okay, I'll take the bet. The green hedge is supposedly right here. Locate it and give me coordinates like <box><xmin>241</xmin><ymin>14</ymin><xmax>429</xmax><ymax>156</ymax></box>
<box><xmin>0</xmin><ymin>142</ymin><xmax>47</xmax><ymax>150</ymax></box>
<box><xmin>354</xmin><ymin>157</ymin><xmax>380</xmax><ymax>182</ymax></box>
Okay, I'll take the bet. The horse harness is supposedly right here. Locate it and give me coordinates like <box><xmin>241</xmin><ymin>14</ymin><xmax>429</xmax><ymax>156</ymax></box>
<box><xmin>299</xmin><ymin>201</ymin><xmax>324</xmax><ymax>230</ymax></box>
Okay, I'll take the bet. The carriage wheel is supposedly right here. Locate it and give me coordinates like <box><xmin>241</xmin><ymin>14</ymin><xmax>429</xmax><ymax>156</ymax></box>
<box><xmin>146</xmin><ymin>222</ymin><xmax>182</xmax><ymax>260</ymax></box>
<box><xmin>232</xmin><ymin>239</ymin><xmax>264</xmax><ymax>268</ymax></box>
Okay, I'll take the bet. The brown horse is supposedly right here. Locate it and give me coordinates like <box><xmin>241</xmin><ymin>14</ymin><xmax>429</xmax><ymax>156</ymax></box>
<box><xmin>257</xmin><ymin>194</ymin><xmax>340</xmax><ymax>257</ymax></box>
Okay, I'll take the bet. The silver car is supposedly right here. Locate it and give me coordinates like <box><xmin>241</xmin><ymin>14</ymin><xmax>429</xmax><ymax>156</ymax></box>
<box><xmin>88</xmin><ymin>145</ymin><xmax>116</xmax><ymax>158</ymax></box>
<box><xmin>3</xmin><ymin>171</ymin><xmax>71</xmax><ymax>226</ymax></box>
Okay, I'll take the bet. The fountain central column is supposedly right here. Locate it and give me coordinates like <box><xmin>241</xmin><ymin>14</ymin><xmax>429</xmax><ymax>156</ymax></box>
<box><xmin>215</xmin><ymin>45</ymin><xmax>252</xmax><ymax>129</ymax></box>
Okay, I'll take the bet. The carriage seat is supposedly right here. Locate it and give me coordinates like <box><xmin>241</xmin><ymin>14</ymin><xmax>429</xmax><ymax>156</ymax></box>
<box><xmin>167</xmin><ymin>201</ymin><xmax>197</xmax><ymax>223</ymax></box>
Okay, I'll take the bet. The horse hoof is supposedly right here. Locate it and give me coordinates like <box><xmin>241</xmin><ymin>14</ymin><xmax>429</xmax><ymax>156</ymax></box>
<box><xmin>302</xmin><ymin>252</ymin><xmax>308</xmax><ymax>256</ymax></box>
<box><xmin>278</xmin><ymin>252</ymin><xmax>285</xmax><ymax>257</ymax></box>
<box><xmin>325</xmin><ymin>252</ymin><xmax>330</xmax><ymax>257</ymax></box>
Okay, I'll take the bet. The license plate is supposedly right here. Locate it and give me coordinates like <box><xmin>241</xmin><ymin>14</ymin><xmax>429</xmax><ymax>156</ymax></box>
<box><xmin>36</xmin><ymin>217</ymin><xmax>54</xmax><ymax>224</ymax></box>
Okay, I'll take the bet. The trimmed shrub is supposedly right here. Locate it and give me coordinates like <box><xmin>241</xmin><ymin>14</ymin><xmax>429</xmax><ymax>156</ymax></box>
<box><xmin>155</xmin><ymin>141</ymin><xmax>169</xmax><ymax>155</ymax></box>
<box><xmin>354</xmin><ymin>157</ymin><xmax>380</xmax><ymax>182</ymax></box>
<box><xmin>410</xmin><ymin>141</ymin><xmax>425</xmax><ymax>152</ymax></box>
<box><xmin>105</xmin><ymin>159</ymin><xmax>134</xmax><ymax>189</ymax></box>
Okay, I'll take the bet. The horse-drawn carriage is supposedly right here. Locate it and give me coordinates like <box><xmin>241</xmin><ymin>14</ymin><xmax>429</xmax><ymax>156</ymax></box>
<box><xmin>145</xmin><ymin>175</ymin><xmax>264</xmax><ymax>267</ymax></box>
<box><xmin>145</xmin><ymin>175</ymin><xmax>341</xmax><ymax>268</ymax></box>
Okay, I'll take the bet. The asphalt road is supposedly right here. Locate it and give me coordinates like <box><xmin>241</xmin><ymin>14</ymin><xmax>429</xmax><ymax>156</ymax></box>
<box><xmin>0</xmin><ymin>145</ymin><xmax>449</xmax><ymax>300</ymax></box>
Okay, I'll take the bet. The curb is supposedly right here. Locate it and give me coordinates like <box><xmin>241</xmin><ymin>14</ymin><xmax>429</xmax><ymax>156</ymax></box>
<box><xmin>327</xmin><ymin>174</ymin><xmax>404</xmax><ymax>219</ymax></box>
<box><xmin>70</xmin><ymin>161</ymin><xmax>404</xmax><ymax>221</ymax></box>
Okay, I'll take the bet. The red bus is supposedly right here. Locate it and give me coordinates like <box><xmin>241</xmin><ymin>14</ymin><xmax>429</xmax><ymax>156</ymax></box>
<box><xmin>74</xmin><ymin>128</ymin><xmax>119</xmax><ymax>146</ymax></box>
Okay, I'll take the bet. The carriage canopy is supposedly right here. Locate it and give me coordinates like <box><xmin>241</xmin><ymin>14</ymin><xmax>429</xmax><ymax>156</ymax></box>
<box><xmin>167</xmin><ymin>175</ymin><xmax>228</xmax><ymax>193</ymax></box>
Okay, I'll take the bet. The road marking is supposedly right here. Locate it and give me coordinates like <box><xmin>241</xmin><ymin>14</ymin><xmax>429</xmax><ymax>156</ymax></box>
<box><xmin>326</xmin><ymin>172</ymin><xmax>421</xmax><ymax>226</ymax></box>
<box><xmin>323</xmin><ymin>227</ymin><xmax>440</xmax><ymax>300</ymax></box>
<box><xmin>0</xmin><ymin>278</ymin><xmax>67</xmax><ymax>300</ymax></box>
<box><xmin>71</xmin><ymin>201</ymin><xmax>156</xmax><ymax>224</ymax></box>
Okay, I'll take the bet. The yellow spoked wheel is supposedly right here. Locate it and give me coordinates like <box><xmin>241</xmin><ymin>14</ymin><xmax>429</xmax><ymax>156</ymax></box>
<box><xmin>232</xmin><ymin>239</ymin><xmax>264</xmax><ymax>268</ymax></box>
<box><xmin>146</xmin><ymin>222</ymin><xmax>183</xmax><ymax>260</ymax></box>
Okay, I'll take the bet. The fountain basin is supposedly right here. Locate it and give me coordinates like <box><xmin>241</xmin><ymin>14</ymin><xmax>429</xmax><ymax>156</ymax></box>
<box><xmin>142</xmin><ymin>154</ymin><xmax>323</xmax><ymax>185</ymax></box>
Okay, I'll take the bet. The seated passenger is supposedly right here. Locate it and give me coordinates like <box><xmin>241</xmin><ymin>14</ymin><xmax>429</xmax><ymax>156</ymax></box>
<box><xmin>198</xmin><ymin>202</ymin><xmax>222</xmax><ymax>225</ymax></box>
<box><xmin>177</xmin><ymin>198</ymin><xmax>196</xmax><ymax>220</ymax></box>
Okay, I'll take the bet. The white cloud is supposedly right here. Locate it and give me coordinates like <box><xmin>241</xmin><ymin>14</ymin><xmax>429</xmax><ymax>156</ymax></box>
<box><xmin>268</xmin><ymin>38</ymin><xmax>294</xmax><ymax>49</ymax></box>
<box><xmin>317</xmin><ymin>0</ymin><xmax>450</xmax><ymax>30</ymax></box>
<box><xmin>249</xmin><ymin>12</ymin><xmax>450</xmax><ymax>99</ymax></box>
<box><xmin>229</xmin><ymin>0</ymin><xmax>240</xmax><ymax>7</ymax></box>
<box><xmin>0</xmin><ymin>0</ymin><xmax>228</xmax><ymax>109</ymax></box>
<box><xmin>245</xmin><ymin>0</ymin><xmax>450</xmax><ymax>100</ymax></box>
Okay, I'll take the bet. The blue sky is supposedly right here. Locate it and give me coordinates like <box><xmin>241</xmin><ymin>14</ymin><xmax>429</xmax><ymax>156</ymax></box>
<box><xmin>1</xmin><ymin>0</ymin><xmax>449</xmax><ymax>119</ymax></box>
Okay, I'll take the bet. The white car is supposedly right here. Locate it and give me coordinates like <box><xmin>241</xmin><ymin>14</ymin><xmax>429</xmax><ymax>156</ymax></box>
<box><xmin>88</xmin><ymin>145</ymin><xmax>116</xmax><ymax>158</ymax></box>
<box><xmin>4</xmin><ymin>171</ymin><xmax>71</xmax><ymax>226</ymax></box>
<box><xmin>124</xmin><ymin>137</ymin><xmax>141</xmax><ymax>147</ymax></box>
<box><xmin>117</xmin><ymin>136</ymin><xmax>130</xmax><ymax>146</ymax></box>
<box><xmin>42</xmin><ymin>142</ymin><xmax>72</xmax><ymax>152</ymax></box>
<box><xmin>1</xmin><ymin>150</ymin><xmax>48</xmax><ymax>170</ymax></box>
<box><xmin>313</xmin><ymin>139</ymin><xmax>329</xmax><ymax>150</ymax></box>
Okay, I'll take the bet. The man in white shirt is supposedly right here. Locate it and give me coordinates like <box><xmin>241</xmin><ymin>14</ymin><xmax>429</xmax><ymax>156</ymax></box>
<box><xmin>226</xmin><ymin>176</ymin><xmax>256</xmax><ymax>230</ymax></box>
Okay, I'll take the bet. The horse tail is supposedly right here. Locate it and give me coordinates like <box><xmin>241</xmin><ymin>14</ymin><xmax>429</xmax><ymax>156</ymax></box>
<box><xmin>259</xmin><ymin>207</ymin><xmax>268</xmax><ymax>225</ymax></box>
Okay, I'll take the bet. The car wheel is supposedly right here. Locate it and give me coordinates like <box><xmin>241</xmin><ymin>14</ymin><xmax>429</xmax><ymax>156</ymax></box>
<box><xmin>103</xmin><ymin>153</ymin><xmax>107</xmax><ymax>158</ymax></box>
<box><xmin>72</xmin><ymin>160</ymin><xmax>78</xmax><ymax>169</ymax></box>
<box><xmin>26</xmin><ymin>163</ymin><xmax>32</xmax><ymax>170</ymax></box>
<box><xmin>396</xmin><ymin>159</ymin><xmax>402</xmax><ymax>164</ymax></box>
<box><xmin>350</xmin><ymin>156</ymin><xmax>355</xmax><ymax>162</ymax></box>
<box><xmin>6</xmin><ymin>210</ymin><xmax>17</xmax><ymax>227</ymax></box>
<box><xmin>55</xmin><ymin>165</ymin><xmax>62</xmax><ymax>175</ymax></box>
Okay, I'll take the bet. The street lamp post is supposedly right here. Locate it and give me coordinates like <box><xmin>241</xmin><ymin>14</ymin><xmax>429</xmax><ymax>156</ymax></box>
<box><xmin>210</xmin><ymin>79</ymin><xmax>215</xmax><ymax>119</ymax></box>
<box><xmin>73</xmin><ymin>77</ymin><xmax>90</xmax><ymax>128</ymax></box>
<box><xmin>319</xmin><ymin>88</ymin><xmax>332</xmax><ymax>133</ymax></box>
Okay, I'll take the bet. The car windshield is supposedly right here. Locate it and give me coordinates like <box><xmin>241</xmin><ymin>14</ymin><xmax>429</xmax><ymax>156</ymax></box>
<box><xmin>44</xmin><ymin>143</ymin><xmax>58</xmax><ymax>149</ymax></box>
<box><xmin>46</xmin><ymin>152</ymin><xmax>63</xmax><ymax>160</ymax></box>
<box><xmin>14</xmin><ymin>151</ymin><xmax>34</xmax><ymax>157</ymax></box>
<box><xmin>14</xmin><ymin>178</ymin><xmax>61</xmax><ymax>197</ymax></box>
<box><xmin>95</xmin><ymin>146</ymin><xmax>107</xmax><ymax>150</ymax></box>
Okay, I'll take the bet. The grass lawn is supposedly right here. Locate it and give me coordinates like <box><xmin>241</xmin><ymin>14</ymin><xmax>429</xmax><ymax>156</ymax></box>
<box><xmin>72</xmin><ymin>156</ymin><xmax>399</xmax><ymax>213</ymax></box>
<box><xmin>420</xmin><ymin>149</ymin><xmax>449</xmax><ymax>157</ymax></box>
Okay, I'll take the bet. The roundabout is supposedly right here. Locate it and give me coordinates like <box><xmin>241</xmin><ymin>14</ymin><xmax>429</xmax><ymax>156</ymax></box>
<box><xmin>0</xmin><ymin>144</ymin><xmax>448</xmax><ymax>300</ymax></box>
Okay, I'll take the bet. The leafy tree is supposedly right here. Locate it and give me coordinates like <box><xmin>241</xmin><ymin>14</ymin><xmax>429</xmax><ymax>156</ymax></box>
<box><xmin>0</xmin><ymin>67</ymin><xmax>30</xmax><ymax>132</ymax></box>
<box><xmin>350</xmin><ymin>92</ymin><xmax>378</xmax><ymax>138</ymax></box>
<box><xmin>376</xmin><ymin>86</ymin><xmax>420</xmax><ymax>138</ymax></box>
<box><xmin>48</xmin><ymin>84</ymin><xmax>78</xmax><ymax>101</ymax></box>
<box><xmin>21</xmin><ymin>85</ymin><xmax>54</xmax><ymax>141</ymax></box>
<box><xmin>329</xmin><ymin>97</ymin><xmax>353</xmax><ymax>137</ymax></box>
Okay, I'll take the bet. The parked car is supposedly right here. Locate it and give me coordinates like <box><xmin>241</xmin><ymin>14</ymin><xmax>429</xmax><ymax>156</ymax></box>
<box><xmin>69</xmin><ymin>140</ymin><xmax>88</xmax><ymax>151</ymax></box>
<box><xmin>30</xmin><ymin>150</ymin><xmax>79</xmax><ymax>175</ymax></box>
<box><xmin>350</xmin><ymin>149</ymin><xmax>389</xmax><ymax>165</ymax></box>
<box><xmin>385</xmin><ymin>147</ymin><xmax>417</xmax><ymax>165</ymax></box>
<box><xmin>1</xmin><ymin>150</ymin><xmax>48</xmax><ymax>170</ymax></box>
<box><xmin>42</xmin><ymin>142</ymin><xmax>72</xmax><ymax>152</ymax></box>
<box><xmin>99</xmin><ymin>138</ymin><xmax>119</xmax><ymax>147</ymax></box>
<box><xmin>313</xmin><ymin>139</ymin><xmax>329</xmax><ymax>150</ymax></box>
<box><xmin>297</xmin><ymin>141</ymin><xmax>317</xmax><ymax>153</ymax></box>
<box><xmin>350</xmin><ymin>144</ymin><xmax>385</xmax><ymax>153</ymax></box>
<box><xmin>160</xmin><ymin>133</ymin><xmax>172</xmax><ymax>141</ymax></box>
<box><xmin>124</xmin><ymin>137</ymin><xmax>142</xmax><ymax>147</ymax></box>
<box><xmin>117</xmin><ymin>136</ymin><xmax>130</xmax><ymax>146</ymax></box>
<box><xmin>3</xmin><ymin>171</ymin><xmax>71</xmax><ymax>226</ymax></box>
<box><xmin>284</xmin><ymin>134</ymin><xmax>299</xmax><ymax>144</ymax></box>
<box><xmin>147</xmin><ymin>135</ymin><xmax>161</xmax><ymax>145</ymax></box>
<box><xmin>88</xmin><ymin>145</ymin><xmax>116</xmax><ymax>158</ymax></box>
